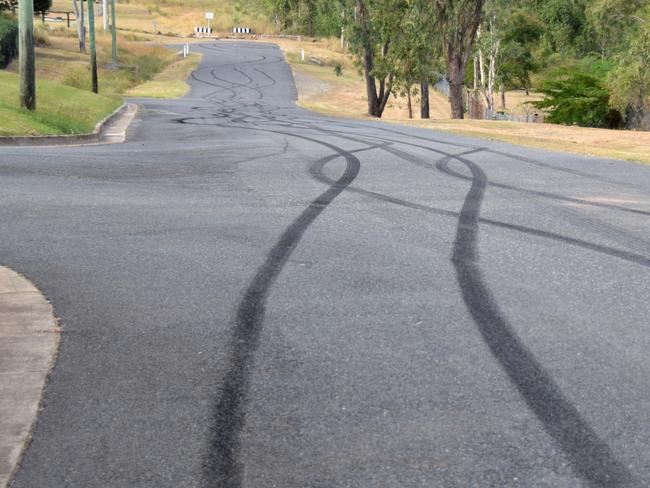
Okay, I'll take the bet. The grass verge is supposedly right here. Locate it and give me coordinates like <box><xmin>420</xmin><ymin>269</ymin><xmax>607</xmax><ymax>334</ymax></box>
<box><xmin>127</xmin><ymin>52</ymin><xmax>202</xmax><ymax>98</ymax></box>
<box><xmin>0</xmin><ymin>70</ymin><xmax>120</xmax><ymax>136</ymax></box>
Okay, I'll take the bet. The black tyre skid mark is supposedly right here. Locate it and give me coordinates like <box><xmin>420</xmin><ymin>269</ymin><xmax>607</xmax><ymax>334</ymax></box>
<box><xmin>446</xmin><ymin>155</ymin><xmax>638</xmax><ymax>488</ymax></box>
<box><xmin>200</xmin><ymin>134</ymin><xmax>361</xmax><ymax>488</ymax></box>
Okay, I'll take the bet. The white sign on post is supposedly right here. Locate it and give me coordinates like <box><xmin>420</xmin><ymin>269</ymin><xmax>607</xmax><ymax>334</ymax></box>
<box><xmin>205</xmin><ymin>12</ymin><xmax>214</xmax><ymax>33</ymax></box>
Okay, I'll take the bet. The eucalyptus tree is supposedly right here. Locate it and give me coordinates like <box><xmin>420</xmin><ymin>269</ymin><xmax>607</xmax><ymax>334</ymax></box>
<box><xmin>348</xmin><ymin>0</ymin><xmax>409</xmax><ymax>117</ymax></box>
<box><xmin>498</xmin><ymin>10</ymin><xmax>543</xmax><ymax>96</ymax></box>
<box><xmin>433</xmin><ymin>0</ymin><xmax>486</xmax><ymax>118</ymax></box>
<box><xmin>604</xmin><ymin>2</ymin><xmax>649</xmax><ymax>128</ymax></box>
<box><xmin>395</xmin><ymin>0</ymin><xmax>441</xmax><ymax>118</ymax></box>
<box><xmin>474</xmin><ymin>0</ymin><xmax>507</xmax><ymax>116</ymax></box>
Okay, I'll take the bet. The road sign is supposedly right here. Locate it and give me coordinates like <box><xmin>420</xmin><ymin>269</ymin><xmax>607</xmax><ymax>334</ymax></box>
<box><xmin>205</xmin><ymin>12</ymin><xmax>214</xmax><ymax>32</ymax></box>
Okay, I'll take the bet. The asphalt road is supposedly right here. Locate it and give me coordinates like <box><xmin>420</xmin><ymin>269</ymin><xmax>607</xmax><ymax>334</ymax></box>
<box><xmin>2</xmin><ymin>42</ymin><xmax>650</xmax><ymax>488</ymax></box>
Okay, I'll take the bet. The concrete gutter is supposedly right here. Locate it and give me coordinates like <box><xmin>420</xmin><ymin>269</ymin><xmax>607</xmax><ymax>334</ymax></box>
<box><xmin>0</xmin><ymin>103</ymin><xmax>139</xmax><ymax>147</ymax></box>
<box><xmin>0</xmin><ymin>267</ymin><xmax>59</xmax><ymax>488</ymax></box>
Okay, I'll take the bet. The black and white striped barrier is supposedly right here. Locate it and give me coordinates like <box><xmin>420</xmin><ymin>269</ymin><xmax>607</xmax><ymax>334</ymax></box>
<box><xmin>195</xmin><ymin>27</ymin><xmax>213</xmax><ymax>34</ymax></box>
<box><xmin>233</xmin><ymin>27</ymin><xmax>251</xmax><ymax>34</ymax></box>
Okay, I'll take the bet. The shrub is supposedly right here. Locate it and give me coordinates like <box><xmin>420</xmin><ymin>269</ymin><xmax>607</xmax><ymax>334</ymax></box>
<box><xmin>532</xmin><ymin>58</ymin><xmax>623</xmax><ymax>129</ymax></box>
<box><xmin>62</xmin><ymin>66</ymin><xmax>90</xmax><ymax>89</ymax></box>
<box><xmin>0</xmin><ymin>15</ymin><xmax>17</xmax><ymax>69</ymax></box>
<box><xmin>34</xmin><ymin>25</ymin><xmax>50</xmax><ymax>46</ymax></box>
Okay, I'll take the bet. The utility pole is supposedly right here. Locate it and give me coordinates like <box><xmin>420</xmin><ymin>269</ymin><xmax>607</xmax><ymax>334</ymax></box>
<box><xmin>110</xmin><ymin>0</ymin><xmax>118</xmax><ymax>65</ymax></box>
<box><xmin>103</xmin><ymin>0</ymin><xmax>109</xmax><ymax>32</ymax></box>
<box><xmin>87</xmin><ymin>0</ymin><xmax>98</xmax><ymax>93</ymax></box>
<box><xmin>18</xmin><ymin>0</ymin><xmax>35</xmax><ymax>110</ymax></box>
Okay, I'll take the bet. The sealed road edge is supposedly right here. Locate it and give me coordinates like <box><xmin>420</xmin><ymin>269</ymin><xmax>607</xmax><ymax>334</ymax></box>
<box><xmin>0</xmin><ymin>267</ymin><xmax>60</xmax><ymax>488</ymax></box>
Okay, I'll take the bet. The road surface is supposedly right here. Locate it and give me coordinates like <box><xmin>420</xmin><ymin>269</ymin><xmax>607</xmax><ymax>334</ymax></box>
<box><xmin>2</xmin><ymin>42</ymin><xmax>650</xmax><ymax>488</ymax></box>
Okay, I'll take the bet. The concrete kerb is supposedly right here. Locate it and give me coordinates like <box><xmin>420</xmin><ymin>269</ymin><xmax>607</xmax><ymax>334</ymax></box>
<box><xmin>0</xmin><ymin>267</ymin><xmax>60</xmax><ymax>488</ymax></box>
<box><xmin>0</xmin><ymin>103</ymin><xmax>138</xmax><ymax>147</ymax></box>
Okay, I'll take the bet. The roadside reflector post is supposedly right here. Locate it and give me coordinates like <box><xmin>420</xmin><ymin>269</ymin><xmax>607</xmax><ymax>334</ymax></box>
<box><xmin>301</xmin><ymin>48</ymin><xmax>305</xmax><ymax>62</ymax></box>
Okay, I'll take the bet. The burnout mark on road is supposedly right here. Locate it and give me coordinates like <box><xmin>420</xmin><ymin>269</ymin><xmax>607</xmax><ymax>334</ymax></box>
<box><xmin>202</xmin><ymin>138</ymin><xmax>360</xmax><ymax>488</ymax></box>
<box><xmin>440</xmin><ymin>154</ymin><xmax>638</xmax><ymax>487</ymax></box>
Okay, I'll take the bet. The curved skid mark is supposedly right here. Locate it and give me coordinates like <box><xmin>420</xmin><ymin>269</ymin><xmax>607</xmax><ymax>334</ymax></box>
<box><xmin>443</xmin><ymin>154</ymin><xmax>639</xmax><ymax>488</ymax></box>
<box><xmin>202</xmin><ymin>136</ymin><xmax>361</xmax><ymax>488</ymax></box>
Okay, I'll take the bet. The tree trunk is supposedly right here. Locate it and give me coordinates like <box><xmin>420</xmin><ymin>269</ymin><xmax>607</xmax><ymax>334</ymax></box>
<box><xmin>440</xmin><ymin>0</ymin><xmax>485</xmax><ymax>119</ymax></box>
<box><xmin>473</xmin><ymin>56</ymin><xmax>478</xmax><ymax>90</ymax></box>
<box><xmin>449</xmin><ymin>82</ymin><xmax>464</xmax><ymax>118</ymax></box>
<box><xmin>73</xmin><ymin>0</ymin><xmax>85</xmax><ymax>53</ymax></box>
<box><xmin>500</xmin><ymin>83</ymin><xmax>505</xmax><ymax>109</ymax></box>
<box><xmin>407</xmin><ymin>88</ymin><xmax>413</xmax><ymax>119</ymax></box>
<box><xmin>103</xmin><ymin>0</ymin><xmax>109</xmax><ymax>31</ymax></box>
<box><xmin>448</xmin><ymin>58</ymin><xmax>465</xmax><ymax>119</ymax></box>
<box><xmin>357</xmin><ymin>0</ymin><xmax>391</xmax><ymax>118</ymax></box>
<box><xmin>306</xmin><ymin>0</ymin><xmax>314</xmax><ymax>37</ymax></box>
<box><xmin>340</xmin><ymin>8</ymin><xmax>344</xmax><ymax>50</ymax></box>
<box><xmin>363</xmin><ymin>47</ymin><xmax>379</xmax><ymax>116</ymax></box>
<box><xmin>420</xmin><ymin>80</ymin><xmax>429</xmax><ymax>119</ymax></box>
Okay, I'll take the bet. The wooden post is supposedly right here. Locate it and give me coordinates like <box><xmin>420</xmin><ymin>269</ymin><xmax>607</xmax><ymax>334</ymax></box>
<box><xmin>87</xmin><ymin>0</ymin><xmax>98</xmax><ymax>93</ymax></box>
<box><xmin>19</xmin><ymin>0</ymin><xmax>35</xmax><ymax>111</ymax></box>
<box><xmin>420</xmin><ymin>80</ymin><xmax>430</xmax><ymax>119</ymax></box>
<box><xmin>110</xmin><ymin>0</ymin><xmax>117</xmax><ymax>65</ymax></box>
<box><xmin>67</xmin><ymin>11</ymin><xmax>70</xmax><ymax>28</ymax></box>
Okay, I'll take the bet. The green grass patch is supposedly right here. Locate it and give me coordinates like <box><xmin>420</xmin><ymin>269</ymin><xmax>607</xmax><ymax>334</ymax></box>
<box><xmin>0</xmin><ymin>70</ymin><xmax>121</xmax><ymax>136</ymax></box>
<box><xmin>127</xmin><ymin>52</ymin><xmax>202</xmax><ymax>98</ymax></box>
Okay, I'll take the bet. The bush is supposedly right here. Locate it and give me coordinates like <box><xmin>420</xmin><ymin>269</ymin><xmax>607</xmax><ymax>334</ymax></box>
<box><xmin>0</xmin><ymin>15</ymin><xmax>17</xmax><ymax>69</ymax></box>
<box><xmin>34</xmin><ymin>25</ymin><xmax>50</xmax><ymax>46</ymax></box>
<box><xmin>532</xmin><ymin>58</ymin><xmax>623</xmax><ymax>129</ymax></box>
<box><xmin>62</xmin><ymin>66</ymin><xmax>90</xmax><ymax>89</ymax></box>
